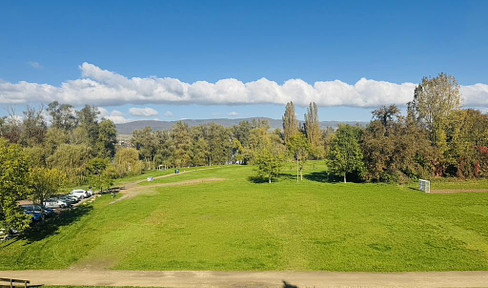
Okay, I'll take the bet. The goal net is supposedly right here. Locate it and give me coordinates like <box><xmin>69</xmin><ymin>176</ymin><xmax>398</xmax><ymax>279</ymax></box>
<box><xmin>419</xmin><ymin>179</ymin><xmax>431</xmax><ymax>193</ymax></box>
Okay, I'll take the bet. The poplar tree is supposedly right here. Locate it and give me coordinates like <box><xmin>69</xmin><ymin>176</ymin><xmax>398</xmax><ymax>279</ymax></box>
<box><xmin>282</xmin><ymin>101</ymin><xmax>299</xmax><ymax>144</ymax></box>
<box><xmin>304</xmin><ymin>102</ymin><xmax>323</xmax><ymax>158</ymax></box>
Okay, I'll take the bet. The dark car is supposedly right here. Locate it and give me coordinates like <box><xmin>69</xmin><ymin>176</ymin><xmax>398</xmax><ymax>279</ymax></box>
<box><xmin>22</xmin><ymin>206</ymin><xmax>42</xmax><ymax>222</ymax></box>
<box><xmin>23</xmin><ymin>204</ymin><xmax>56</xmax><ymax>218</ymax></box>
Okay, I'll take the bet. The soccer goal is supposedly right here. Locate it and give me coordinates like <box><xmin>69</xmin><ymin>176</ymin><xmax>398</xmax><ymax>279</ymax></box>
<box><xmin>419</xmin><ymin>179</ymin><xmax>431</xmax><ymax>193</ymax></box>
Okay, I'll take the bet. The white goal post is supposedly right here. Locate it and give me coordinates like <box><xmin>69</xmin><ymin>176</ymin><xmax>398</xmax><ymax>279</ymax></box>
<box><xmin>419</xmin><ymin>179</ymin><xmax>431</xmax><ymax>193</ymax></box>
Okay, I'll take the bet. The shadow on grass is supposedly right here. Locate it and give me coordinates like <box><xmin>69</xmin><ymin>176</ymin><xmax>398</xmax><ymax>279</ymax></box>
<box><xmin>304</xmin><ymin>171</ymin><xmax>330</xmax><ymax>183</ymax></box>
<box><xmin>248</xmin><ymin>173</ymin><xmax>296</xmax><ymax>183</ymax></box>
<box><xmin>305</xmin><ymin>170</ymin><xmax>365</xmax><ymax>184</ymax></box>
<box><xmin>248</xmin><ymin>175</ymin><xmax>268</xmax><ymax>183</ymax></box>
<box><xmin>23</xmin><ymin>205</ymin><xmax>93</xmax><ymax>243</ymax></box>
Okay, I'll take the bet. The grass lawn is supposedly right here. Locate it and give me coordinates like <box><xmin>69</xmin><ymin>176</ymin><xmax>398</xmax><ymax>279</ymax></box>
<box><xmin>1</xmin><ymin>163</ymin><xmax>488</xmax><ymax>271</ymax></box>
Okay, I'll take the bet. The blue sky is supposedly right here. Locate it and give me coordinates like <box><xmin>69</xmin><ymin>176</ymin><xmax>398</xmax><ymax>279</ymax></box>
<box><xmin>1</xmin><ymin>0</ymin><xmax>487</xmax><ymax>123</ymax></box>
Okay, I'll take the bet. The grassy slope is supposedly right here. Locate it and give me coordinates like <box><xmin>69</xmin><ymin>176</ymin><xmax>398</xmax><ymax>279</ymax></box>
<box><xmin>1</xmin><ymin>163</ymin><xmax>488</xmax><ymax>271</ymax></box>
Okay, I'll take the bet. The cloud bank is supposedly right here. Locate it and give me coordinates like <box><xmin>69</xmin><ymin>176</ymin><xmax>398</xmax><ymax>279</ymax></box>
<box><xmin>1</xmin><ymin>62</ymin><xmax>487</xmax><ymax>108</ymax></box>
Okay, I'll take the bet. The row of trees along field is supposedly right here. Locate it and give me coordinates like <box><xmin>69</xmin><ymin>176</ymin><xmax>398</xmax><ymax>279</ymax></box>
<box><xmin>1</xmin><ymin>73</ymin><xmax>488</xmax><ymax>234</ymax></box>
<box><xmin>129</xmin><ymin>74</ymin><xmax>488</xmax><ymax>183</ymax></box>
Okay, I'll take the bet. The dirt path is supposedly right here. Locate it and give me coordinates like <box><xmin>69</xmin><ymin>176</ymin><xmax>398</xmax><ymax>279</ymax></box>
<box><xmin>1</xmin><ymin>270</ymin><xmax>488</xmax><ymax>287</ymax></box>
<box><xmin>111</xmin><ymin>167</ymin><xmax>225</xmax><ymax>204</ymax></box>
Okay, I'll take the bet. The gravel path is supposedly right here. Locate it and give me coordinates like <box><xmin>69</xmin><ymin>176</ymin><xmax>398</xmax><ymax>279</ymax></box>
<box><xmin>1</xmin><ymin>270</ymin><xmax>488</xmax><ymax>288</ymax></box>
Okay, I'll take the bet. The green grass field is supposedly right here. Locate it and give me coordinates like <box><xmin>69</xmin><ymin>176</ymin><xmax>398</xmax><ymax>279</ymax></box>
<box><xmin>1</xmin><ymin>163</ymin><xmax>488</xmax><ymax>271</ymax></box>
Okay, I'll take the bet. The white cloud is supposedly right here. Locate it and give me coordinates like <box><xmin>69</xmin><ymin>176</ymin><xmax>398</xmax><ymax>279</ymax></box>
<box><xmin>1</xmin><ymin>62</ymin><xmax>488</xmax><ymax>109</ymax></box>
<box><xmin>229</xmin><ymin>111</ymin><xmax>239</xmax><ymax>117</ymax></box>
<box><xmin>129</xmin><ymin>107</ymin><xmax>159</xmax><ymax>117</ymax></box>
<box><xmin>97</xmin><ymin>107</ymin><xmax>128</xmax><ymax>124</ymax></box>
<box><xmin>164</xmin><ymin>111</ymin><xmax>174</xmax><ymax>117</ymax></box>
<box><xmin>28</xmin><ymin>61</ymin><xmax>43</xmax><ymax>70</ymax></box>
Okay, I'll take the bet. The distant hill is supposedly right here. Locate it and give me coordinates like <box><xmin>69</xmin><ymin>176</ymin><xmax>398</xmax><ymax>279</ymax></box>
<box><xmin>116</xmin><ymin>117</ymin><xmax>367</xmax><ymax>135</ymax></box>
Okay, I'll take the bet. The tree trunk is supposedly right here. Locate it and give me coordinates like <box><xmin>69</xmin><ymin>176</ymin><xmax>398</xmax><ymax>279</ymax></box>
<box><xmin>296</xmin><ymin>159</ymin><xmax>299</xmax><ymax>182</ymax></box>
<box><xmin>343</xmin><ymin>173</ymin><xmax>346</xmax><ymax>183</ymax></box>
<box><xmin>269</xmin><ymin>176</ymin><xmax>272</xmax><ymax>183</ymax></box>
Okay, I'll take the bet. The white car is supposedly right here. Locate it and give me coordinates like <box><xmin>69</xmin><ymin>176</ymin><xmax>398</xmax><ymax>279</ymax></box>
<box><xmin>44</xmin><ymin>198</ymin><xmax>69</xmax><ymax>208</ymax></box>
<box><xmin>71</xmin><ymin>189</ymin><xmax>89</xmax><ymax>199</ymax></box>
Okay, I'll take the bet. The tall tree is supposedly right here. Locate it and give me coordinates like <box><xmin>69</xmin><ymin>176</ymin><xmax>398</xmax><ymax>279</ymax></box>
<box><xmin>20</xmin><ymin>106</ymin><xmax>47</xmax><ymax>147</ymax></box>
<box><xmin>304</xmin><ymin>102</ymin><xmax>324</xmax><ymax>158</ymax></box>
<box><xmin>96</xmin><ymin>119</ymin><xmax>117</xmax><ymax>159</ymax></box>
<box><xmin>287</xmin><ymin>133</ymin><xmax>311</xmax><ymax>181</ymax></box>
<box><xmin>77</xmin><ymin>105</ymin><xmax>100</xmax><ymax>147</ymax></box>
<box><xmin>132</xmin><ymin>127</ymin><xmax>157</xmax><ymax>166</ymax></box>
<box><xmin>232</xmin><ymin>121</ymin><xmax>252</xmax><ymax>148</ymax></box>
<box><xmin>411</xmin><ymin>73</ymin><xmax>462</xmax><ymax>144</ymax></box>
<box><xmin>282</xmin><ymin>102</ymin><xmax>299</xmax><ymax>144</ymax></box>
<box><xmin>154</xmin><ymin>130</ymin><xmax>173</xmax><ymax>168</ymax></box>
<box><xmin>410</xmin><ymin>73</ymin><xmax>462</xmax><ymax>175</ymax></box>
<box><xmin>0</xmin><ymin>139</ymin><xmax>31</xmax><ymax>235</ymax></box>
<box><xmin>207</xmin><ymin>123</ymin><xmax>233</xmax><ymax>165</ymax></box>
<box><xmin>171</xmin><ymin>121</ymin><xmax>192</xmax><ymax>167</ymax></box>
<box><xmin>47</xmin><ymin>101</ymin><xmax>78</xmax><ymax>131</ymax></box>
<box><xmin>327</xmin><ymin>125</ymin><xmax>364</xmax><ymax>183</ymax></box>
<box><xmin>372</xmin><ymin>105</ymin><xmax>400</xmax><ymax>136</ymax></box>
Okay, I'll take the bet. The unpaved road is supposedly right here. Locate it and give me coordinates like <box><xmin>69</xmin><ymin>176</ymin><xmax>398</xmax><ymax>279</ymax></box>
<box><xmin>1</xmin><ymin>270</ymin><xmax>488</xmax><ymax>287</ymax></box>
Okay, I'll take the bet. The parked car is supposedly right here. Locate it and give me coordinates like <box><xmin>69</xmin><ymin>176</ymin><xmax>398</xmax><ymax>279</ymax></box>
<box><xmin>71</xmin><ymin>189</ymin><xmax>90</xmax><ymax>199</ymax></box>
<box><xmin>22</xmin><ymin>206</ymin><xmax>42</xmax><ymax>222</ymax></box>
<box><xmin>61</xmin><ymin>195</ymin><xmax>78</xmax><ymax>205</ymax></box>
<box><xmin>23</xmin><ymin>205</ymin><xmax>56</xmax><ymax>218</ymax></box>
<box><xmin>44</xmin><ymin>198</ymin><xmax>70</xmax><ymax>208</ymax></box>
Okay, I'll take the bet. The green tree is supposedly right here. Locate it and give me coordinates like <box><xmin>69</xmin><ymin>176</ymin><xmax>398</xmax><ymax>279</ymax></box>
<box><xmin>47</xmin><ymin>101</ymin><xmax>78</xmax><ymax>131</ymax></box>
<box><xmin>410</xmin><ymin>73</ymin><xmax>462</xmax><ymax>176</ymax></box>
<box><xmin>23</xmin><ymin>145</ymin><xmax>48</xmax><ymax>168</ymax></box>
<box><xmin>96</xmin><ymin>119</ymin><xmax>117</xmax><ymax>159</ymax></box>
<box><xmin>44</xmin><ymin>128</ymin><xmax>69</xmax><ymax>155</ymax></box>
<box><xmin>114</xmin><ymin>147</ymin><xmax>144</xmax><ymax>177</ymax></box>
<box><xmin>207</xmin><ymin>123</ymin><xmax>233</xmax><ymax>165</ymax></box>
<box><xmin>28</xmin><ymin>167</ymin><xmax>65</xmax><ymax>221</ymax></box>
<box><xmin>0</xmin><ymin>139</ymin><xmax>31</xmax><ymax>235</ymax></box>
<box><xmin>412</xmin><ymin>73</ymin><xmax>462</xmax><ymax>142</ymax></box>
<box><xmin>190</xmin><ymin>126</ymin><xmax>209</xmax><ymax>166</ymax></box>
<box><xmin>282</xmin><ymin>101</ymin><xmax>299</xmax><ymax>144</ymax></box>
<box><xmin>372</xmin><ymin>105</ymin><xmax>400</xmax><ymax>136</ymax></box>
<box><xmin>232</xmin><ymin>121</ymin><xmax>252</xmax><ymax>148</ymax></box>
<box><xmin>47</xmin><ymin>144</ymin><xmax>92</xmax><ymax>185</ymax></box>
<box><xmin>287</xmin><ymin>133</ymin><xmax>311</xmax><ymax>181</ymax></box>
<box><xmin>154</xmin><ymin>130</ymin><xmax>173</xmax><ymax>169</ymax></box>
<box><xmin>77</xmin><ymin>105</ymin><xmax>100</xmax><ymax>147</ymax></box>
<box><xmin>304</xmin><ymin>102</ymin><xmax>324</xmax><ymax>158</ymax></box>
<box><xmin>19</xmin><ymin>106</ymin><xmax>47</xmax><ymax>147</ymax></box>
<box><xmin>253</xmin><ymin>145</ymin><xmax>285</xmax><ymax>183</ymax></box>
<box><xmin>0</xmin><ymin>113</ymin><xmax>22</xmax><ymax>144</ymax></box>
<box><xmin>171</xmin><ymin>121</ymin><xmax>192</xmax><ymax>167</ymax></box>
<box><xmin>132</xmin><ymin>127</ymin><xmax>157</xmax><ymax>168</ymax></box>
<box><xmin>327</xmin><ymin>125</ymin><xmax>364</xmax><ymax>183</ymax></box>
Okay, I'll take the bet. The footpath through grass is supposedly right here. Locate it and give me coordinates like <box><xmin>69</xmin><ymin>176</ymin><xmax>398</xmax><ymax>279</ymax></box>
<box><xmin>1</xmin><ymin>163</ymin><xmax>488</xmax><ymax>271</ymax></box>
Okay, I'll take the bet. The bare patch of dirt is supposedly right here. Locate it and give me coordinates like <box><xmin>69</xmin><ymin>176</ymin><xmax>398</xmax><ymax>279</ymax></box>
<box><xmin>110</xmin><ymin>178</ymin><xmax>225</xmax><ymax>204</ymax></box>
